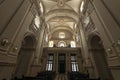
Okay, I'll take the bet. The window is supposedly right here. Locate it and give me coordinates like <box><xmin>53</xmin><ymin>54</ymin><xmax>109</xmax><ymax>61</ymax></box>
<box><xmin>59</xmin><ymin>43</ymin><xmax>65</xmax><ymax>47</ymax></box>
<box><xmin>74</xmin><ymin>24</ymin><xmax>77</xmax><ymax>30</ymax></box>
<box><xmin>76</xmin><ymin>35</ymin><xmax>79</xmax><ymax>42</ymax></box>
<box><xmin>80</xmin><ymin>1</ymin><xmax>84</xmax><ymax>12</ymax></box>
<box><xmin>71</xmin><ymin>54</ymin><xmax>79</xmax><ymax>72</ymax></box>
<box><xmin>34</xmin><ymin>15</ymin><xmax>40</xmax><ymax>28</ymax></box>
<box><xmin>46</xmin><ymin>34</ymin><xmax>48</xmax><ymax>42</ymax></box>
<box><xmin>49</xmin><ymin>41</ymin><xmax>54</xmax><ymax>47</ymax></box>
<box><xmin>39</xmin><ymin>2</ymin><xmax>44</xmax><ymax>13</ymax></box>
<box><xmin>84</xmin><ymin>16</ymin><xmax>90</xmax><ymax>27</ymax></box>
<box><xmin>59</xmin><ymin>32</ymin><xmax>65</xmax><ymax>39</ymax></box>
<box><xmin>58</xmin><ymin>41</ymin><xmax>66</xmax><ymax>47</ymax></box>
<box><xmin>46</xmin><ymin>54</ymin><xmax>54</xmax><ymax>71</ymax></box>
<box><xmin>71</xmin><ymin>41</ymin><xmax>76</xmax><ymax>48</ymax></box>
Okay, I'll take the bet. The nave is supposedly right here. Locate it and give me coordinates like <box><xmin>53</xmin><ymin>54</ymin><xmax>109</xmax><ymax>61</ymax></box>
<box><xmin>0</xmin><ymin>0</ymin><xmax>120</xmax><ymax>80</ymax></box>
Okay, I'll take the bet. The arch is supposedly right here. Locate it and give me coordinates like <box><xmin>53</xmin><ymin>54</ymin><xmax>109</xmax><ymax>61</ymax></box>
<box><xmin>14</xmin><ymin>34</ymin><xmax>37</xmax><ymax>78</ymax></box>
<box><xmin>87</xmin><ymin>32</ymin><xmax>100</xmax><ymax>48</ymax></box>
<box><xmin>50</xmin><ymin>3</ymin><xmax>74</xmax><ymax>11</ymax></box>
<box><xmin>23</xmin><ymin>32</ymin><xmax>37</xmax><ymax>47</ymax></box>
<box><xmin>50</xmin><ymin>25</ymin><xmax>74</xmax><ymax>35</ymax></box>
<box><xmin>51</xmin><ymin>29</ymin><xmax>73</xmax><ymax>40</ymax></box>
<box><xmin>47</xmin><ymin>16</ymin><xmax>76</xmax><ymax>22</ymax></box>
<box><xmin>58</xmin><ymin>41</ymin><xmax>66</xmax><ymax>47</ymax></box>
<box><xmin>45</xmin><ymin>9</ymin><xmax>79</xmax><ymax>22</ymax></box>
<box><xmin>88</xmin><ymin>35</ymin><xmax>113</xmax><ymax>80</ymax></box>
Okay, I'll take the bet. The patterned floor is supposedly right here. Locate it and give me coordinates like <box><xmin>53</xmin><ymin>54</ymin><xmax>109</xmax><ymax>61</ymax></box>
<box><xmin>55</xmin><ymin>74</ymin><xmax>68</xmax><ymax>80</ymax></box>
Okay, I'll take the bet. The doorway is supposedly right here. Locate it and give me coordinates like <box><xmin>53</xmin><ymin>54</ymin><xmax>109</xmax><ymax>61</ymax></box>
<box><xmin>14</xmin><ymin>35</ymin><xmax>36</xmax><ymax>78</ymax></box>
<box><xmin>90</xmin><ymin>35</ymin><xmax>113</xmax><ymax>80</ymax></box>
<box><xmin>58</xmin><ymin>54</ymin><xmax>66</xmax><ymax>74</ymax></box>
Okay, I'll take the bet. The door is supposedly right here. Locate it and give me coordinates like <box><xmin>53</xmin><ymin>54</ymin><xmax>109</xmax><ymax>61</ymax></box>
<box><xmin>58</xmin><ymin>54</ymin><xmax>66</xmax><ymax>74</ymax></box>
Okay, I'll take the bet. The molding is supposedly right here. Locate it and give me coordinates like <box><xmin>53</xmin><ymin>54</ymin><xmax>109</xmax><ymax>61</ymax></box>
<box><xmin>31</xmin><ymin>64</ymin><xmax>41</xmax><ymax>67</ymax></box>
<box><xmin>0</xmin><ymin>62</ymin><xmax>16</xmax><ymax>66</ymax></box>
<box><xmin>109</xmin><ymin>66</ymin><xmax>120</xmax><ymax>69</ymax></box>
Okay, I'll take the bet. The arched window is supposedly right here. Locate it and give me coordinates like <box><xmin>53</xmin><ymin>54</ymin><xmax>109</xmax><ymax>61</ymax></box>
<box><xmin>59</xmin><ymin>32</ymin><xmax>65</xmax><ymax>39</ymax></box>
<box><xmin>80</xmin><ymin>1</ymin><xmax>84</xmax><ymax>12</ymax></box>
<box><xmin>49</xmin><ymin>41</ymin><xmax>54</xmax><ymax>47</ymax></box>
<box><xmin>39</xmin><ymin>2</ymin><xmax>44</xmax><ymax>13</ymax></box>
<box><xmin>34</xmin><ymin>15</ymin><xmax>40</xmax><ymax>28</ymax></box>
<box><xmin>84</xmin><ymin>16</ymin><xmax>90</xmax><ymax>27</ymax></box>
<box><xmin>46</xmin><ymin>34</ymin><xmax>48</xmax><ymax>42</ymax></box>
<box><xmin>71</xmin><ymin>41</ymin><xmax>76</xmax><ymax>48</ymax></box>
<box><xmin>59</xmin><ymin>43</ymin><xmax>65</xmax><ymax>47</ymax></box>
<box><xmin>74</xmin><ymin>24</ymin><xmax>77</xmax><ymax>30</ymax></box>
<box><xmin>58</xmin><ymin>41</ymin><xmax>66</xmax><ymax>47</ymax></box>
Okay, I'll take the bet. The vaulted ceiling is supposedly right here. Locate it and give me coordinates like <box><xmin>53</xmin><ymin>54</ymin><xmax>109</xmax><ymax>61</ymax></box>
<box><xmin>41</xmin><ymin>0</ymin><xmax>82</xmax><ymax>41</ymax></box>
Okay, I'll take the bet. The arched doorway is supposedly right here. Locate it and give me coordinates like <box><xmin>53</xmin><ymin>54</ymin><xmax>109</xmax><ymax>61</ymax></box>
<box><xmin>14</xmin><ymin>35</ymin><xmax>36</xmax><ymax>78</ymax></box>
<box><xmin>90</xmin><ymin>35</ymin><xmax>113</xmax><ymax>80</ymax></box>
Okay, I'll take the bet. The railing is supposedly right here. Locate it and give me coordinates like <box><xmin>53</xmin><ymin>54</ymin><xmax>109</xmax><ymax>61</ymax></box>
<box><xmin>43</xmin><ymin>47</ymin><xmax>81</xmax><ymax>52</ymax></box>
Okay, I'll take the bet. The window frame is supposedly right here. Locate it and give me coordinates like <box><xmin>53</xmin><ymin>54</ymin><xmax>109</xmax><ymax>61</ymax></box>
<box><xmin>70</xmin><ymin>54</ymin><xmax>79</xmax><ymax>72</ymax></box>
<box><xmin>46</xmin><ymin>54</ymin><xmax>54</xmax><ymax>71</ymax></box>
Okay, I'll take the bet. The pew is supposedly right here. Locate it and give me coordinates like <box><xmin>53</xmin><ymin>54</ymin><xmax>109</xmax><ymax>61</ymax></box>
<box><xmin>13</xmin><ymin>71</ymin><xmax>56</xmax><ymax>80</ymax></box>
<box><xmin>67</xmin><ymin>72</ymin><xmax>100</xmax><ymax>80</ymax></box>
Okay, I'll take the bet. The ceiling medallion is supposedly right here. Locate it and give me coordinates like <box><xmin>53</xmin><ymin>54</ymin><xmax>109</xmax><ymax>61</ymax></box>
<box><xmin>57</xmin><ymin>0</ymin><xmax>65</xmax><ymax>8</ymax></box>
<box><xmin>58</xmin><ymin>18</ymin><xmax>65</xmax><ymax>24</ymax></box>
